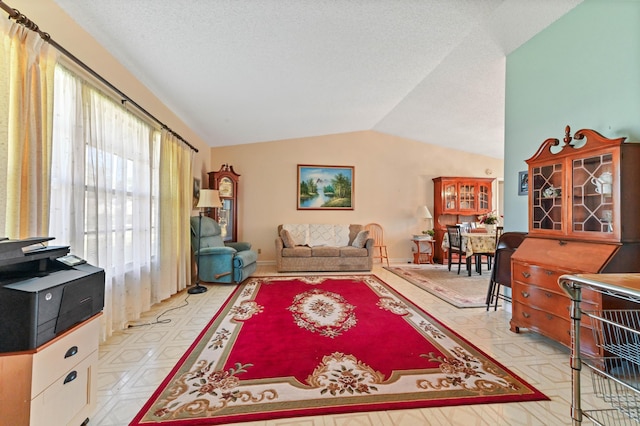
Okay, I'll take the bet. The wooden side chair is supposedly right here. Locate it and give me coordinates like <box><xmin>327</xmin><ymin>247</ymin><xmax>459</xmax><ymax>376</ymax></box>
<box><xmin>365</xmin><ymin>223</ymin><xmax>389</xmax><ymax>267</ymax></box>
<box><xmin>445</xmin><ymin>224</ymin><xmax>467</xmax><ymax>275</ymax></box>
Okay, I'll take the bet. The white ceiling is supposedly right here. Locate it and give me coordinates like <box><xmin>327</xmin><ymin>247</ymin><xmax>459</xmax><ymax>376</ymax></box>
<box><xmin>52</xmin><ymin>0</ymin><xmax>582</xmax><ymax>159</ymax></box>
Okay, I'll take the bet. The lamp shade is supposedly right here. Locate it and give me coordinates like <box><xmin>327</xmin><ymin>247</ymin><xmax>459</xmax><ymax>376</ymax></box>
<box><xmin>197</xmin><ymin>189</ymin><xmax>223</xmax><ymax>209</ymax></box>
<box><xmin>416</xmin><ymin>205</ymin><xmax>432</xmax><ymax>219</ymax></box>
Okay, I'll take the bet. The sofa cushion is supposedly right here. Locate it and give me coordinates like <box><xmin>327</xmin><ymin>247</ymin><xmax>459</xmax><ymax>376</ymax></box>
<box><xmin>282</xmin><ymin>246</ymin><xmax>312</xmax><ymax>257</ymax></box>
<box><xmin>311</xmin><ymin>246</ymin><xmax>340</xmax><ymax>257</ymax></box>
<box><xmin>351</xmin><ymin>230</ymin><xmax>369</xmax><ymax>248</ymax></box>
<box><xmin>280</xmin><ymin>229</ymin><xmax>297</xmax><ymax>248</ymax></box>
<box><xmin>340</xmin><ymin>246</ymin><xmax>369</xmax><ymax>257</ymax></box>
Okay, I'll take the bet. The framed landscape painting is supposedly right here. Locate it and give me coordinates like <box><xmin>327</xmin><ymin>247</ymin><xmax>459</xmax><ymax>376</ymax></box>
<box><xmin>297</xmin><ymin>165</ymin><xmax>354</xmax><ymax>210</ymax></box>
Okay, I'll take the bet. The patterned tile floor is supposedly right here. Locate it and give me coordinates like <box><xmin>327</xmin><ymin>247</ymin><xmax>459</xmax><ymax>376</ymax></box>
<box><xmin>89</xmin><ymin>264</ymin><xmax>602</xmax><ymax>426</ymax></box>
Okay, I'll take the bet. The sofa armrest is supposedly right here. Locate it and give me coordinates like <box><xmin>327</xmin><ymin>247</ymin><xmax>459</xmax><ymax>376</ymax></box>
<box><xmin>364</xmin><ymin>238</ymin><xmax>374</xmax><ymax>255</ymax></box>
<box><xmin>275</xmin><ymin>237</ymin><xmax>284</xmax><ymax>252</ymax></box>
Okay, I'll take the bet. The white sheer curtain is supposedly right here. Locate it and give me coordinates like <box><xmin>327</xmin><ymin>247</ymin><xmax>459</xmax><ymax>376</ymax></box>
<box><xmin>155</xmin><ymin>129</ymin><xmax>193</xmax><ymax>300</ymax></box>
<box><xmin>0</xmin><ymin>18</ymin><xmax>57</xmax><ymax>238</ymax></box>
<box><xmin>50</xmin><ymin>65</ymin><xmax>192</xmax><ymax>338</ymax></box>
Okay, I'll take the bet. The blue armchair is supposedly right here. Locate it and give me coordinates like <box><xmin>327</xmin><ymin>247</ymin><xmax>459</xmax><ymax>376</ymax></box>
<box><xmin>190</xmin><ymin>216</ymin><xmax>258</xmax><ymax>284</ymax></box>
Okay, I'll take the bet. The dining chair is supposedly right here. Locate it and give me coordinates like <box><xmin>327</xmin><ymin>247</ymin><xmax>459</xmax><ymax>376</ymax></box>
<box><xmin>494</xmin><ymin>226</ymin><xmax>504</xmax><ymax>248</ymax></box>
<box><xmin>486</xmin><ymin>231</ymin><xmax>527</xmax><ymax>310</ymax></box>
<box><xmin>365</xmin><ymin>223</ymin><xmax>389</xmax><ymax>267</ymax></box>
<box><xmin>445</xmin><ymin>225</ymin><xmax>466</xmax><ymax>274</ymax></box>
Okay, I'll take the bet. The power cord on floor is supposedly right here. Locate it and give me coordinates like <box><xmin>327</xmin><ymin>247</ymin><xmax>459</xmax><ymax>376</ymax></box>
<box><xmin>127</xmin><ymin>293</ymin><xmax>192</xmax><ymax>328</ymax></box>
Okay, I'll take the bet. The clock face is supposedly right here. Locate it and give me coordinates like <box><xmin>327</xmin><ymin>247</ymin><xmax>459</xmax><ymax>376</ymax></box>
<box><xmin>219</xmin><ymin>177</ymin><xmax>233</xmax><ymax>197</ymax></box>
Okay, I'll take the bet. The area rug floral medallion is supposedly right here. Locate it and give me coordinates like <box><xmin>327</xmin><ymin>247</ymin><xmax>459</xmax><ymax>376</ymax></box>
<box><xmin>130</xmin><ymin>275</ymin><xmax>547</xmax><ymax>425</ymax></box>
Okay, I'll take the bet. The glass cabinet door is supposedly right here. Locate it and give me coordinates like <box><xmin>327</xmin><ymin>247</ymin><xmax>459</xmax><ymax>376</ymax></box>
<box><xmin>458</xmin><ymin>183</ymin><xmax>476</xmax><ymax>211</ymax></box>
<box><xmin>443</xmin><ymin>183</ymin><xmax>457</xmax><ymax>211</ymax></box>
<box><xmin>531</xmin><ymin>162</ymin><xmax>563</xmax><ymax>231</ymax></box>
<box><xmin>570</xmin><ymin>153</ymin><xmax>614</xmax><ymax>236</ymax></box>
<box><xmin>478</xmin><ymin>184</ymin><xmax>490</xmax><ymax>211</ymax></box>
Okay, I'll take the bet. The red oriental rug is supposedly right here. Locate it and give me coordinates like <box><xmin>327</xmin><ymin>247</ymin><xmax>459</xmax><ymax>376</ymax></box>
<box><xmin>130</xmin><ymin>275</ymin><xmax>547</xmax><ymax>425</ymax></box>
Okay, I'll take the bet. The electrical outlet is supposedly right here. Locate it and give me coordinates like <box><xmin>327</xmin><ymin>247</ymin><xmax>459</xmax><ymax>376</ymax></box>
<box><xmin>258</xmin><ymin>248</ymin><xmax>262</xmax><ymax>254</ymax></box>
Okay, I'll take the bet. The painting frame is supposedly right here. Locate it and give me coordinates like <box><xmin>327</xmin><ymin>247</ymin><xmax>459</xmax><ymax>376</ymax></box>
<box><xmin>518</xmin><ymin>170</ymin><xmax>528</xmax><ymax>196</ymax></box>
<box><xmin>297</xmin><ymin>165</ymin><xmax>354</xmax><ymax>210</ymax></box>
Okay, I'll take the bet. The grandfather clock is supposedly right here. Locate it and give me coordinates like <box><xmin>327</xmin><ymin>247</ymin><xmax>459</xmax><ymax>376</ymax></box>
<box><xmin>208</xmin><ymin>164</ymin><xmax>240</xmax><ymax>242</ymax></box>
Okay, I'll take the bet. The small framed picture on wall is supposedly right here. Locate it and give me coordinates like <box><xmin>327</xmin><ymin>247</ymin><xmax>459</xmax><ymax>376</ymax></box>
<box><xmin>518</xmin><ymin>171</ymin><xmax>528</xmax><ymax>196</ymax></box>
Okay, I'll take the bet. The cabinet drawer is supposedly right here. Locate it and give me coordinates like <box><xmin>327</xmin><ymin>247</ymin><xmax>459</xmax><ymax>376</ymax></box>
<box><xmin>512</xmin><ymin>301</ymin><xmax>572</xmax><ymax>347</ymax></box>
<box><xmin>30</xmin><ymin>350</ymin><xmax>98</xmax><ymax>426</ymax></box>
<box><xmin>31</xmin><ymin>315</ymin><xmax>100</xmax><ymax>398</ymax></box>
<box><xmin>512</xmin><ymin>262</ymin><xmax>603</xmax><ymax>302</ymax></box>
<box><xmin>512</xmin><ymin>302</ymin><xmax>599</xmax><ymax>353</ymax></box>
<box><xmin>512</xmin><ymin>263</ymin><xmax>566</xmax><ymax>293</ymax></box>
<box><xmin>513</xmin><ymin>282</ymin><xmax>569</xmax><ymax>317</ymax></box>
<box><xmin>513</xmin><ymin>282</ymin><xmax>599</xmax><ymax>326</ymax></box>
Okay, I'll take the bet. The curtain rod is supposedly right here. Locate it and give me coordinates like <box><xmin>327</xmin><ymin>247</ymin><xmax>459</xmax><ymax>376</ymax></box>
<box><xmin>0</xmin><ymin>1</ymin><xmax>199</xmax><ymax>153</ymax></box>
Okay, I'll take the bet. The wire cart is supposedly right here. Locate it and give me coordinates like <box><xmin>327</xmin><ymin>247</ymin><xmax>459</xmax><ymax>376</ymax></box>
<box><xmin>560</xmin><ymin>273</ymin><xmax>640</xmax><ymax>425</ymax></box>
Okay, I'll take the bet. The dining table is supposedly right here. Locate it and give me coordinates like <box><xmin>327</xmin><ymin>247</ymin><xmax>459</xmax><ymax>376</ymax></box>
<box><xmin>441</xmin><ymin>232</ymin><xmax>497</xmax><ymax>275</ymax></box>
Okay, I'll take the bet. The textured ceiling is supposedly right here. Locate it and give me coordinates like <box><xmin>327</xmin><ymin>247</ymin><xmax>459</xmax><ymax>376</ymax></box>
<box><xmin>52</xmin><ymin>0</ymin><xmax>582</xmax><ymax>159</ymax></box>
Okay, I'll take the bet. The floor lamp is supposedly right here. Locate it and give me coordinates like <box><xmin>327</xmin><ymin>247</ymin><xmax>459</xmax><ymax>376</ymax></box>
<box><xmin>189</xmin><ymin>189</ymin><xmax>223</xmax><ymax>294</ymax></box>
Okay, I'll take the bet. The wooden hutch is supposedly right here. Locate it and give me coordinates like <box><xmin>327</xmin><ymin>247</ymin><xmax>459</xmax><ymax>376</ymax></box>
<box><xmin>432</xmin><ymin>176</ymin><xmax>494</xmax><ymax>264</ymax></box>
<box><xmin>511</xmin><ymin>126</ymin><xmax>640</xmax><ymax>356</ymax></box>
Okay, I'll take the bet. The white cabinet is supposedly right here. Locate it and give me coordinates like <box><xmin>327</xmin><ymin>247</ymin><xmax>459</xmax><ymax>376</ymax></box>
<box><xmin>0</xmin><ymin>314</ymin><xmax>100</xmax><ymax>426</ymax></box>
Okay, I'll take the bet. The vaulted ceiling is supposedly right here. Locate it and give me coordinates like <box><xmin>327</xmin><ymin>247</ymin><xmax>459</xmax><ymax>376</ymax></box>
<box><xmin>53</xmin><ymin>0</ymin><xmax>582</xmax><ymax>158</ymax></box>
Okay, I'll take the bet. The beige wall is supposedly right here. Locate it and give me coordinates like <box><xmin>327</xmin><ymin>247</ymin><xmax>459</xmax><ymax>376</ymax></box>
<box><xmin>211</xmin><ymin>131</ymin><xmax>504</xmax><ymax>263</ymax></box>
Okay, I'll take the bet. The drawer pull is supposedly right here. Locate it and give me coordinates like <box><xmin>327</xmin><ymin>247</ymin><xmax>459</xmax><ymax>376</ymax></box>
<box><xmin>545</xmin><ymin>270</ymin><xmax>554</xmax><ymax>276</ymax></box>
<box><xmin>522</xmin><ymin>312</ymin><xmax>530</xmax><ymax>318</ymax></box>
<box><xmin>64</xmin><ymin>346</ymin><xmax>78</xmax><ymax>358</ymax></box>
<box><xmin>545</xmin><ymin>292</ymin><xmax>553</xmax><ymax>298</ymax></box>
<box><xmin>63</xmin><ymin>371</ymin><xmax>77</xmax><ymax>385</ymax></box>
<box><xmin>521</xmin><ymin>272</ymin><xmax>531</xmax><ymax>278</ymax></box>
<box><xmin>521</xmin><ymin>291</ymin><xmax>530</xmax><ymax>298</ymax></box>
<box><xmin>558</xmin><ymin>240</ymin><xmax>568</xmax><ymax>246</ymax></box>
<box><xmin>546</xmin><ymin>314</ymin><xmax>554</xmax><ymax>320</ymax></box>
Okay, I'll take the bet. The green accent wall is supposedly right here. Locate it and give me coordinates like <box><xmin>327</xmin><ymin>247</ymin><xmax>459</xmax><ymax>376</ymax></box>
<box><xmin>505</xmin><ymin>0</ymin><xmax>640</xmax><ymax>231</ymax></box>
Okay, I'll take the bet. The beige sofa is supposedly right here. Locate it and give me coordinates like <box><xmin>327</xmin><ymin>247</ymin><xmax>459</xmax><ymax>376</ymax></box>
<box><xmin>275</xmin><ymin>224</ymin><xmax>374</xmax><ymax>272</ymax></box>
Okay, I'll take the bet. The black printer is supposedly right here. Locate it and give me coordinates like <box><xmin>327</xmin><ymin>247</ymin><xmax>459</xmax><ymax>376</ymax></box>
<box><xmin>0</xmin><ymin>237</ymin><xmax>105</xmax><ymax>353</ymax></box>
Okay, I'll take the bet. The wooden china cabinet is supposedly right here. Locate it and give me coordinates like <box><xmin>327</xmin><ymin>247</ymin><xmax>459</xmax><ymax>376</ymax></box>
<box><xmin>432</xmin><ymin>176</ymin><xmax>494</xmax><ymax>263</ymax></box>
<box><xmin>208</xmin><ymin>164</ymin><xmax>240</xmax><ymax>242</ymax></box>
<box><xmin>510</xmin><ymin>126</ymin><xmax>640</xmax><ymax>356</ymax></box>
